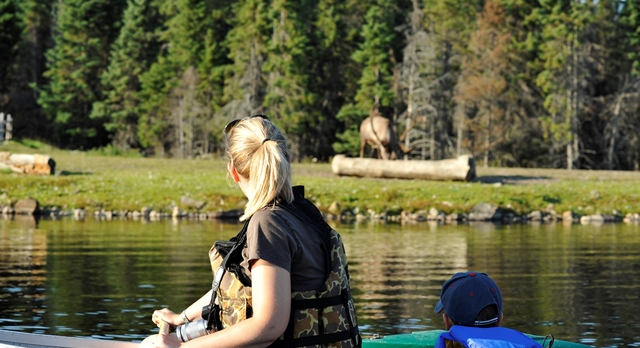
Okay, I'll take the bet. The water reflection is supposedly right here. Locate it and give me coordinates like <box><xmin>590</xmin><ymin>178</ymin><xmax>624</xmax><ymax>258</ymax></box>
<box><xmin>1</xmin><ymin>218</ymin><xmax>640</xmax><ymax>347</ymax></box>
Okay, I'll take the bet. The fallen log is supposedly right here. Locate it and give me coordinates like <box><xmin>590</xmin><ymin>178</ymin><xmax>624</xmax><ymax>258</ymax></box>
<box><xmin>0</xmin><ymin>152</ymin><xmax>56</xmax><ymax>175</ymax></box>
<box><xmin>331</xmin><ymin>154</ymin><xmax>476</xmax><ymax>182</ymax></box>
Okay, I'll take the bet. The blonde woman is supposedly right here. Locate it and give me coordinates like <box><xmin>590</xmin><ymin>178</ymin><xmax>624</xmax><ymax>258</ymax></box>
<box><xmin>140</xmin><ymin>115</ymin><xmax>360</xmax><ymax>348</ymax></box>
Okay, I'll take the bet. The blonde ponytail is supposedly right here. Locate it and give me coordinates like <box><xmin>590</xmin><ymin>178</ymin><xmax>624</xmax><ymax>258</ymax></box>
<box><xmin>225</xmin><ymin>117</ymin><xmax>293</xmax><ymax>220</ymax></box>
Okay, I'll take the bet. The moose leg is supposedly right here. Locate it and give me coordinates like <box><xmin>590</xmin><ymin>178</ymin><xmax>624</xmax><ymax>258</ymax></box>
<box><xmin>378</xmin><ymin>142</ymin><xmax>389</xmax><ymax>160</ymax></box>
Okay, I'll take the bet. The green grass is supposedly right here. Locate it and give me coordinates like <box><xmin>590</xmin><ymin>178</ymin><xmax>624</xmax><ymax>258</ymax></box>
<box><xmin>2</xmin><ymin>140</ymin><xmax>640</xmax><ymax>216</ymax></box>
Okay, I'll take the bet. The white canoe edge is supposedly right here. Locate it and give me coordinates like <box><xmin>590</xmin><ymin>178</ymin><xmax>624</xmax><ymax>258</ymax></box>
<box><xmin>0</xmin><ymin>330</ymin><xmax>139</xmax><ymax>348</ymax></box>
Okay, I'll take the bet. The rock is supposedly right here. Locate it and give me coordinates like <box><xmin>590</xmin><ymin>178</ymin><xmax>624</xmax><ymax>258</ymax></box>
<box><xmin>327</xmin><ymin>201</ymin><xmax>340</xmax><ymax>215</ymax></box>
<box><xmin>562</xmin><ymin>211</ymin><xmax>578</xmax><ymax>223</ymax></box>
<box><xmin>210</xmin><ymin>209</ymin><xmax>243</xmax><ymax>220</ymax></box>
<box><xmin>446</xmin><ymin>213</ymin><xmax>467</xmax><ymax>222</ymax></box>
<box><xmin>339</xmin><ymin>209</ymin><xmax>355</xmax><ymax>222</ymax></box>
<box><xmin>468</xmin><ymin>203</ymin><xmax>502</xmax><ymax>221</ymax></box>
<box><xmin>73</xmin><ymin>208</ymin><xmax>85</xmax><ymax>220</ymax></box>
<box><xmin>624</xmin><ymin>213</ymin><xmax>640</xmax><ymax>223</ymax></box>
<box><xmin>581</xmin><ymin>214</ymin><xmax>606</xmax><ymax>224</ymax></box>
<box><xmin>14</xmin><ymin>198</ymin><xmax>39</xmax><ymax>215</ymax></box>
<box><xmin>181</xmin><ymin>196</ymin><xmax>207</xmax><ymax>210</ymax></box>
<box><xmin>528</xmin><ymin>210</ymin><xmax>543</xmax><ymax>221</ymax></box>
<box><xmin>355</xmin><ymin>213</ymin><xmax>368</xmax><ymax>222</ymax></box>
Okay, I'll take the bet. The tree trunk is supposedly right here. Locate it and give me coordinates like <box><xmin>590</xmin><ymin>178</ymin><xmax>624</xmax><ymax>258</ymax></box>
<box><xmin>0</xmin><ymin>152</ymin><xmax>56</xmax><ymax>175</ymax></box>
<box><xmin>608</xmin><ymin>93</ymin><xmax>623</xmax><ymax>170</ymax></box>
<box><xmin>566</xmin><ymin>88</ymin><xmax>573</xmax><ymax>170</ymax></box>
<box><xmin>178</xmin><ymin>97</ymin><xmax>184</xmax><ymax>159</ymax></box>
<box><xmin>456</xmin><ymin>102</ymin><xmax>464</xmax><ymax>157</ymax></box>
<box><xmin>331</xmin><ymin>155</ymin><xmax>476</xmax><ymax>182</ymax></box>
<box><xmin>405</xmin><ymin>55</ymin><xmax>414</xmax><ymax>161</ymax></box>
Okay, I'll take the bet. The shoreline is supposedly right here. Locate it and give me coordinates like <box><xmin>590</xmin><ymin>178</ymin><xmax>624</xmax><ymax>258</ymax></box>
<box><xmin>3</xmin><ymin>201</ymin><xmax>640</xmax><ymax>225</ymax></box>
<box><xmin>3</xmin><ymin>142</ymin><xmax>640</xmax><ymax>224</ymax></box>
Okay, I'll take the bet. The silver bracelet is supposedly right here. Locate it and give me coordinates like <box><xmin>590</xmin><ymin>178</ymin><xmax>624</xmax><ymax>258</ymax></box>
<box><xmin>180</xmin><ymin>310</ymin><xmax>190</xmax><ymax>324</ymax></box>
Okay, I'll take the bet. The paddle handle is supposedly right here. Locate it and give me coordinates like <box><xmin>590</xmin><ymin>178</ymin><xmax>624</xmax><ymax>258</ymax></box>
<box><xmin>159</xmin><ymin>320</ymin><xmax>170</xmax><ymax>335</ymax></box>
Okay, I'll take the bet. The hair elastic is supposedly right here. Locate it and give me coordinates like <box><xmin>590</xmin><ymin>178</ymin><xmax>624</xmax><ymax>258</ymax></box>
<box><xmin>262</xmin><ymin>137</ymin><xmax>271</xmax><ymax>144</ymax></box>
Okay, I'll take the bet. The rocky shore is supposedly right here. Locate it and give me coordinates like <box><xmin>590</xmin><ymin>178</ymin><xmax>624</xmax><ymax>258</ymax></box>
<box><xmin>3</xmin><ymin>197</ymin><xmax>640</xmax><ymax>225</ymax></box>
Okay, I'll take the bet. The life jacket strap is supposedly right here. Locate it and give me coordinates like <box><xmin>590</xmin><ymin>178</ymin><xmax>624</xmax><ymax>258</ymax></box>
<box><xmin>272</xmin><ymin>329</ymin><xmax>355</xmax><ymax>348</ymax></box>
<box><xmin>290</xmin><ymin>294</ymin><xmax>344</xmax><ymax>310</ymax></box>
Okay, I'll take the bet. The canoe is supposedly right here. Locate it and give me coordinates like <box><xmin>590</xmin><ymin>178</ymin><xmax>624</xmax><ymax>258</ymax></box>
<box><xmin>0</xmin><ymin>330</ymin><xmax>139</xmax><ymax>348</ymax></box>
<box><xmin>0</xmin><ymin>329</ymin><xmax>590</xmax><ymax>348</ymax></box>
<box><xmin>361</xmin><ymin>330</ymin><xmax>590</xmax><ymax>348</ymax></box>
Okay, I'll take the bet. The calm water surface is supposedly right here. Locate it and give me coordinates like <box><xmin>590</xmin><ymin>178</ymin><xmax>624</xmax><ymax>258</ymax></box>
<box><xmin>1</xmin><ymin>216</ymin><xmax>640</xmax><ymax>347</ymax></box>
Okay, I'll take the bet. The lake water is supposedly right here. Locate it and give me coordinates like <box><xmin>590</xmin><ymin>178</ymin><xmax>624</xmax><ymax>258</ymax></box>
<box><xmin>1</xmin><ymin>216</ymin><xmax>639</xmax><ymax>347</ymax></box>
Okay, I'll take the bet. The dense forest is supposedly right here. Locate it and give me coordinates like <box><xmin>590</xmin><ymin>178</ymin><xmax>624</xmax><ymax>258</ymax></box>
<box><xmin>2</xmin><ymin>0</ymin><xmax>640</xmax><ymax>170</ymax></box>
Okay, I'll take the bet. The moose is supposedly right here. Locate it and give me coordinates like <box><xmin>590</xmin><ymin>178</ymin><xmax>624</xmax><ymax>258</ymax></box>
<box><xmin>359</xmin><ymin>100</ymin><xmax>414</xmax><ymax>160</ymax></box>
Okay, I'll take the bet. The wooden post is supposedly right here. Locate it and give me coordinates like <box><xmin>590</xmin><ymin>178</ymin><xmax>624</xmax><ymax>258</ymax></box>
<box><xmin>0</xmin><ymin>113</ymin><xmax>5</xmax><ymax>143</ymax></box>
<box><xmin>0</xmin><ymin>113</ymin><xmax>12</xmax><ymax>145</ymax></box>
<box><xmin>5</xmin><ymin>114</ymin><xmax>11</xmax><ymax>142</ymax></box>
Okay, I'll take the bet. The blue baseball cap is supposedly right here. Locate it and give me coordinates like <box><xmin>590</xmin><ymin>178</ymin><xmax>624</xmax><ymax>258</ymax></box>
<box><xmin>434</xmin><ymin>271</ymin><xmax>503</xmax><ymax>327</ymax></box>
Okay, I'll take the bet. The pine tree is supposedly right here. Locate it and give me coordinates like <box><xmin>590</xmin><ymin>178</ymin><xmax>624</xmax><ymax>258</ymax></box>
<box><xmin>397</xmin><ymin>0</ymin><xmax>440</xmax><ymax>160</ymax></box>
<box><xmin>17</xmin><ymin>0</ymin><xmax>55</xmax><ymax>93</ymax></box>
<box><xmin>0</xmin><ymin>0</ymin><xmax>23</xmax><ymax>93</ymax></box>
<box><xmin>352</xmin><ymin>1</ymin><xmax>396</xmax><ymax>111</ymax></box>
<box><xmin>307</xmin><ymin>0</ymin><xmax>362</xmax><ymax>159</ymax></box>
<box><xmin>221</xmin><ymin>0</ymin><xmax>270</xmax><ymax>121</ymax></box>
<box><xmin>91</xmin><ymin>0</ymin><xmax>163</xmax><ymax>151</ymax></box>
<box><xmin>494</xmin><ymin>0</ymin><xmax>550</xmax><ymax>167</ymax></box>
<box><xmin>37</xmin><ymin>0</ymin><xmax>127</xmax><ymax>149</ymax></box>
<box><xmin>333</xmin><ymin>0</ymin><xmax>397</xmax><ymax>156</ymax></box>
<box><xmin>262</xmin><ymin>0</ymin><xmax>316</xmax><ymax>159</ymax></box>
<box><xmin>137</xmin><ymin>0</ymin><xmax>233</xmax><ymax>157</ymax></box>
<box><xmin>137</xmin><ymin>56</ymin><xmax>175</xmax><ymax>155</ymax></box>
<box><xmin>534</xmin><ymin>0</ymin><xmax>592</xmax><ymax>169</ymax></box>
<box><xmin>423</xmin><ymin>0</ymin><xmax>478</xmax><ymax>159</ymax></box>
<box><xmin>605</xmin><ymin>0</ymin><xmax>640</xmax><ymax>170</ymax></box>
<box><xmin>455</xmin><ymin>0</ymin><xmax>511</xmax><ymax>167</ymax></box>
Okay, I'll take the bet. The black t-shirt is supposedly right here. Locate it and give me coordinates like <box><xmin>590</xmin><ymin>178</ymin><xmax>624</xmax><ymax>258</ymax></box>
<box><xmin>240</xmin><ymin>205</ymin><xmax>327</xmax><ymax>291</ymax></box>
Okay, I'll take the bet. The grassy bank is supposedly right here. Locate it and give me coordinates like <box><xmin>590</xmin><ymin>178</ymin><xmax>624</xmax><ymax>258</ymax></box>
<box><xmin>2</xmin><ymin>140</ymin><xmax>640</xmax><ymax>218</ymax></box>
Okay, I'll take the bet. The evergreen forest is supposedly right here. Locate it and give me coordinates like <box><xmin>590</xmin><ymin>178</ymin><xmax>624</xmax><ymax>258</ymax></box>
<box><xmin>2</xmin><ymin>0</ymin><xmax>640</xmax><ymax>170</ymax></box>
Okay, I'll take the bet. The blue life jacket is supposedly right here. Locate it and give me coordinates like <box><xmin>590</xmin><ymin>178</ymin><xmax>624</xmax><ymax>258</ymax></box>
<box><xmin>435</xmin><ymin>326</ymin><xmax>543</xmax><ymax>348</ymax></box>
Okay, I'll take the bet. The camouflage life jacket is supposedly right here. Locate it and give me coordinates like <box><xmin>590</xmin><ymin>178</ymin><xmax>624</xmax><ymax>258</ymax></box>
<box><xmin>207</xmin><ymin>186</ymin><xmax>361</xmax><ymax>348</ymax></box>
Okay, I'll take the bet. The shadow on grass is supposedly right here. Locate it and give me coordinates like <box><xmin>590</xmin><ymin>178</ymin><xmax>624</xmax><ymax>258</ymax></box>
<box><xmin>476</xmin><ymin>175</ymin><xmax>553</xmax><ymax>185</ymax></box>
<box><xmin>58</xmin><ymin>170</ymin><xmax>93</xmax><ymax>176</ymax></box>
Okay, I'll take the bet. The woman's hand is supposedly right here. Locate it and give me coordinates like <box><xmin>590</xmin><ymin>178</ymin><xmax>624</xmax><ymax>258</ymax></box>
<box><xmin>152</xmin><ymin>308</ymin><xmax>181</xmax><ymax>329</ymax></box>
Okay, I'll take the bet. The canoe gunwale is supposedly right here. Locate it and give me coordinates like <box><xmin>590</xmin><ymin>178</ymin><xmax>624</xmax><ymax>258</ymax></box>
<box><xmin>0</xmin><ymin>330</ymin><xmax>139</xmax><ymax>348</ymax></box>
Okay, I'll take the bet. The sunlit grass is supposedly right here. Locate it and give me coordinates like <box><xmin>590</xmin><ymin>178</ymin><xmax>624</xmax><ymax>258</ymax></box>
<box><xmin>2</xmin><ymin>140</ymin><xmax>640</xmax><ymax>216</ymax></box>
